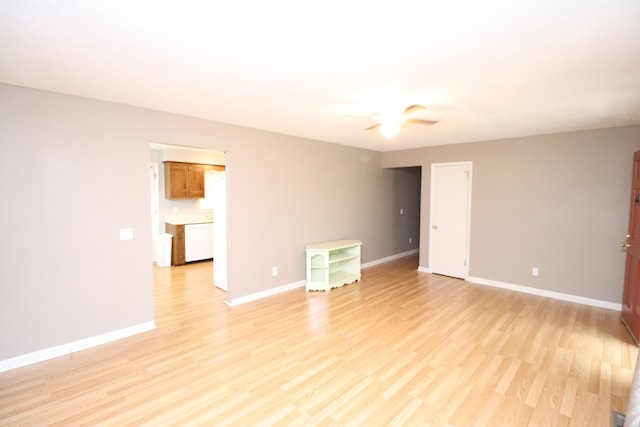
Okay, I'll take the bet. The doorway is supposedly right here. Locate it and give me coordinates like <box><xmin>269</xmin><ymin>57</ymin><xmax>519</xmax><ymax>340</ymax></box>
<box><xmin>428</xmin><ymin>161</ymin><xmax>472</xmax><ymax>278</ymax></box>
<box><xmin>149</xmin><ymin>144</ymin><xmax>228</xmax><ymax>293</ymax></box>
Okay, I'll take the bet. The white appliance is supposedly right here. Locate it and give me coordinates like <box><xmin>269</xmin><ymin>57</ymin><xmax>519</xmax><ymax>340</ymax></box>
<box><xmin>185</xmin><ymin>222</ymin><xmax>214</xmax><ymax>262</ymax></box>
<box><xmin>212</xmin><ymin>171</ymin><xmax>227</xmax><ymax>290</ymax></box>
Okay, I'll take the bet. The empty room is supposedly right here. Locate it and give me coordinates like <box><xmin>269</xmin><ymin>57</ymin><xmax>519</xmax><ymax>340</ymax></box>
<box><xmin>2</xmin><ymin>1</ymin><xmax>640</xmax><ymax>425</ymax></box>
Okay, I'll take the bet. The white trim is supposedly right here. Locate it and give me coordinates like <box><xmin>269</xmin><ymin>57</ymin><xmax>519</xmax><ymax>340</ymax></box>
<box><xmin>362</xmin><ymin>249</ymin><xmax>418</xmax><ymax>269</ymax></box>
<box><xmin>0</xmin><ymin>321</ymin><xmax>156</xmax><ymax>373</ymax></box>
<box><xmin>227</xmin><ymin>281</ymin><xmax>306</xmax><ymax>306</ymax></box>
<box><xmin>467</xmin><ymin>276</ymin><xmax>621</xmax><ymax>311</ymax></box>
<box><xmin>150</xmin><ymin>162</ymin><xmax>160</xmax><ymax>263</ymax></box>
<box><xmin>417</xmin><ymin>266</ymin><xmax>431</xmax><ymax>273</ymax></box>
<box><xmin>227</xmin><ymin>250</ymin><xmax>420</xmax><ymax>306</ymax></box>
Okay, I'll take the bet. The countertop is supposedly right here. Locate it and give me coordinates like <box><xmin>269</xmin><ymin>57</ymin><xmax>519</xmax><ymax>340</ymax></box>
<box><xmin>164</xmin><ymin>214</ymin><xmax>213</xmax><ymax>225</ymax></box>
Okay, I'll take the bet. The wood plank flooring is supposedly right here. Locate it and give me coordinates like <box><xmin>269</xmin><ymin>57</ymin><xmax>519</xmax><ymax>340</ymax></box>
<box><xmin>0</xmin><ymin>255</ymin><xmax>637</xmax><ymax>426</ymax></box>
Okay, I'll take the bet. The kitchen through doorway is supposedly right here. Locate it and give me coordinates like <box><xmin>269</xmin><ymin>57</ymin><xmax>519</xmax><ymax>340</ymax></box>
<box><xmin>149</xmin><ymin>143</ymin><xmax>227</xmax><ymax>293</ymax></box>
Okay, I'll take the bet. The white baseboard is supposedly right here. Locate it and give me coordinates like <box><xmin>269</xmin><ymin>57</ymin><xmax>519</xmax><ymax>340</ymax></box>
<box><xmin>227</xmin><ymin>280</ymin><xmax>306</xmax><ymax>306</ymax></box>
<box><xmin>226</xmin><ymin>250</ymin><xmax>621</xmax><ymax>312</ymax></box>
<box><xmin>362</xmin><ymin>249</ymin><xmax>419</xmax><ymax>269</ymax></box>
<box><xmin>228</xmin><ymin>250</ymin><xmax>420</xmax><ymax>307</ymax></box>
<box><xmin>0</xmin><ymin>321</ymin><xmax>156</xmax><ymax>373</ymax></box>
<box><xmin>466</xmin><ymin>276</ymin><xmax>622</xmax><ymax>311</ymax></box>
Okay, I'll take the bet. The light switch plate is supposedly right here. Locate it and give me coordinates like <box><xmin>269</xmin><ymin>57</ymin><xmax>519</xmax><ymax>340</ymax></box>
<box><xmin>119</xmin><ymin>228</ymin><xmax>134</xmax><ymax>241</ymax></box>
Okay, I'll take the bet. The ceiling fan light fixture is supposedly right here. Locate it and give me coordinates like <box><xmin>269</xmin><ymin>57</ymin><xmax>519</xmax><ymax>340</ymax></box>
<box><xmin>379</xmin><ymin>120</ymin><xmax>400</xmax><ymax>139</ymax></box>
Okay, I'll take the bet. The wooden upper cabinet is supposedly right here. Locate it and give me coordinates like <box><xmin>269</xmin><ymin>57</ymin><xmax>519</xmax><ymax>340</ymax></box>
<box><xmin>164</xmin><ymin>162</ymin><xmax>216</xmax><ymax>199</ymax></box>
<box><xmin>165</xmin><ymin>162</ymin><xmax>189</xmax><ymax>198</ymax></box>
<box><xmin>187</xmin><ymin>164</ymin><xmax>205</xmax><ymax>198</ymax></box>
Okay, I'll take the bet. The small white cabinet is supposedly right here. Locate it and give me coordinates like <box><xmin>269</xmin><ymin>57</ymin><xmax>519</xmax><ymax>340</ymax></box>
<box><xmin>305</xmin><ymin>240</ymin><xmax>362</xmax><ymax>291</ymax></box>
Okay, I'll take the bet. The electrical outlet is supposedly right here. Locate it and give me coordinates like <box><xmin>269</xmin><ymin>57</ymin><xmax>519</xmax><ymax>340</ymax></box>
<box><xmin>531</xmin><ymin>267</ymin><xmax>539</xmax><ymax>277</ymax></box>
<box><xmin>409</xmin><ymin>237</ymin><xmax>412</xmax><ymax>244</ymax></box>
<box><xmin>272</xmin><ymin>266</ymin><xmax>278</xmax><ymax>276</ymax></box>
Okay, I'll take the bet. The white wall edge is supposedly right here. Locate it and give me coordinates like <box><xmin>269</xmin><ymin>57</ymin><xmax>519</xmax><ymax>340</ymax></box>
<box><xmin>362</xmin><ymin>249</ymin><xmax>419</xmax><ymax>269</ymax></box>
<box><xmin>467</xmin><ymin>276</ymin><xmax>622</xmax><ymax>311</ymax></box>
<box><xmin>227</xmin><ymin>250</ymin><xmax>420</xmax><ymax>307</ymax></box>
<box><xmin>0</xmin><ymin>321</ymin><xmax>156</xmax><ymax>373</ymax></box>
<box><xmin>417</xmin><ymin>266</ymin><xmax>431</xmax><ymax>273</ymax></box>
<box><xmin>227</xmin><ymin>281</ymin><xmax>306</xmax><ymax>306</ymax></box>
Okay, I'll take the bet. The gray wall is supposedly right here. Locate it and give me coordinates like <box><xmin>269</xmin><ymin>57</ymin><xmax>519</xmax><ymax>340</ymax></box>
<box><xmin>0</xmin><ymin>86</ymin><xmax>154</xmax><ymax>359</ymax></box>
<box><xmin>0</xmin><ymin>84</ymin><xmax>415</xmax><ymax>360</ymax></box>
<box><xmin>4</xmin><ymin>81</ymin><xmax>632</xmax><ymax>362</ymax></box>
<box><xmin>382</xmin><ymin>126</ymin><xmax>640</xmax><ymax>303</ymax></box>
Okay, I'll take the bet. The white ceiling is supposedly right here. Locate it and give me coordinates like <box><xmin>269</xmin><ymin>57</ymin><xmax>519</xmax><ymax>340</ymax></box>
<box><xmin>1</xmin><ymin>1</ymin><xmax>640</xmax><ymax>152</ymax></box>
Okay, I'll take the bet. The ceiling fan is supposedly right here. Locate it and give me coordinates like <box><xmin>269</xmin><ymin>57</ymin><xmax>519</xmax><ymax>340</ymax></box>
<box><xmin>365</xmin><ymin>104</ymin><xmax>438</xmax><ymax>139</ymax></box>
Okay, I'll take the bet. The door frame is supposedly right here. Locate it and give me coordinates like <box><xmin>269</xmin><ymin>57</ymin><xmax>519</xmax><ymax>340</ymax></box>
<box><xmin>428</xmin><ymin>161</ymin><xmax>473</xmax><ymax>278</ymax></box>
<box><xmin>149</xmin><ymin>145</ymin><xmax>229</xmax><ymax>297</ymax></box>
<box><xmin>150</xmin><ymin>162</ymin><xmax>160</xmax><ymax>263</ymax></box>
<box><xmin>621</xmin><ymin>150</ymin><xmax>640</xmax><ymax>344</ymax></box>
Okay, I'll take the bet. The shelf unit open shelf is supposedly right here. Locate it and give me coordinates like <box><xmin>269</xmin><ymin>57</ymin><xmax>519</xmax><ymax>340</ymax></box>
<box><xmin>305</xmin><ymin>240</ymin><xmax>362</xmax><ymax>292</ymax></box>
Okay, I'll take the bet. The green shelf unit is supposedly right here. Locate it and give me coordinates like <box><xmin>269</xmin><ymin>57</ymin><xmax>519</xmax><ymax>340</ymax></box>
<box><xmin>305</xmin><ymin>240</ymin><xmax>362</xmax><ymax>292</ymax></box>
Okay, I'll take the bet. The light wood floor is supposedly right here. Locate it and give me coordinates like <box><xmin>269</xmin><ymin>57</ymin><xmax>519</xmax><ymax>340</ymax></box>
<box><xmin>0</xmin><ymin>255</ymin><xmax>637</xmax><ymax>426</ymax></box>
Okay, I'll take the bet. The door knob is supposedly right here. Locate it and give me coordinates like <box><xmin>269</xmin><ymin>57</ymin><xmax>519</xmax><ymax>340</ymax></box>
<box><xmin>432</xmin><ymin>225</ymin><xmax>438</xmax><ymax>230</ymax></box>
<box><xmin>622</xmin><ymin>242</ymin><xmax>632</xmax><ymax>248</ymax></box>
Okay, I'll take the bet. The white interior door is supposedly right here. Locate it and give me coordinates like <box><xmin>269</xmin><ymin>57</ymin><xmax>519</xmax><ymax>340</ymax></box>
<box><xmin>429</xmin><ymin>162</ymin><xmax>472</xmax><ymax>278</ymax></box>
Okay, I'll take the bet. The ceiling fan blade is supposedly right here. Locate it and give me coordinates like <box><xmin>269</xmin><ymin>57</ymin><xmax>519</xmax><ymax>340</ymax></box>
<box><xmin>405</xmin><ymin>118</ymin><xmax>438</xmax><ymax>126</ymax></box>
<box><xmin>364</xmin><ymin>123</ymin><xmax>381</xmax><ymax>131</ymax></box>
<box><xmin>403</xmin><ymin>104</ymin><xmax>427</xmax><ymax>116</ymax></box>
